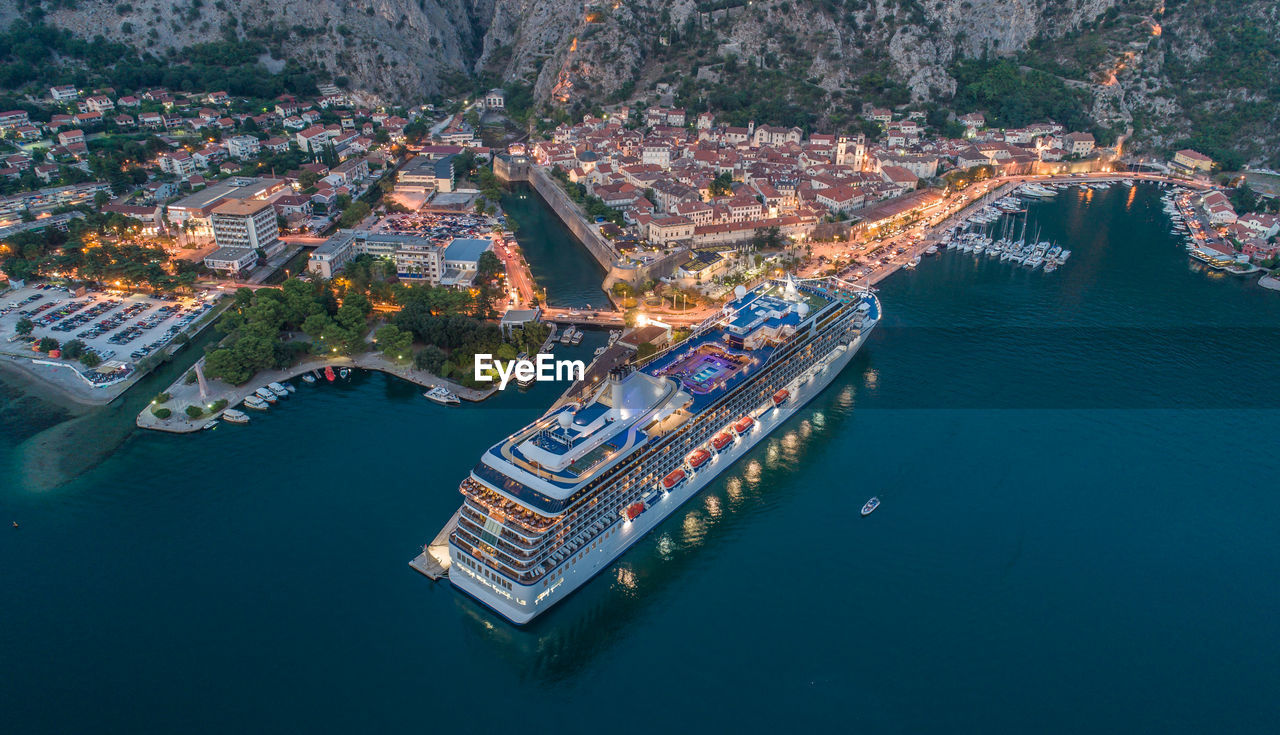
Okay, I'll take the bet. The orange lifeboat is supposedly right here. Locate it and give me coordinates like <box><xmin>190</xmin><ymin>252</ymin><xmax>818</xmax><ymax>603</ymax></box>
<box><xmin>733</xmin><ymin>416</ymin><xmax>755</xmax><ymax>435</ymax></box>
<box><xmin>687</xmin><ymin>448</ymin><xmax>712</xmax><ymax>470</ymax></box>
<box><xmin>772</xmin><ymin>389</ymin><xmax>790</xmax><ymax>406</ymax></box>
<box><xmin>622</xmin><ymin>502</ymin><xmax>646</xmax><ymax>521</ymax></box>
<box><xmin>661</xmin><ymin>468</ymin><xmax>686</xmax><ymax>491</ymax></box>
<box><xmin>711</xmin><ymin>432</ymin><xmax>733</xmax><ymax>452</ymax></box>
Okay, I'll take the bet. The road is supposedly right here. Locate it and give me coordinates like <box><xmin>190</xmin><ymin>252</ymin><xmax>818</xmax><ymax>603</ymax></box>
<box><xmin>495</xmin><ymin>237</ymin><xmax>538</xmax><ymax>308</ymax></box>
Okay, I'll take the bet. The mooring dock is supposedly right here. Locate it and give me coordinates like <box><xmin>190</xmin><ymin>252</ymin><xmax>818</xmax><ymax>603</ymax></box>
<box><xmin>409</xmin><ymin>508</ymin><xmax>460</xmax><ymax>580</ymax></box>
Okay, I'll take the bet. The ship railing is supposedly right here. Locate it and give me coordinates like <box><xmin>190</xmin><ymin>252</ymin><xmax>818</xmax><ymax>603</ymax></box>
<box><xmin>456</xmin><ymin>512</ymin><xmax>549</xmax><ymax>557</ymax></box>
<box><xmin>452</xmin><ymin>524</ymin><xmax>548</xmax><ymax>576</ymax></box>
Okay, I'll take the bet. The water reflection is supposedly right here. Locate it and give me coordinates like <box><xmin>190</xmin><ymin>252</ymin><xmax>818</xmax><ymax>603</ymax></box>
<box><xmin>447</xmin><ymin>368</ymin><xmax>864</xmax><ymax>679</ymax></box>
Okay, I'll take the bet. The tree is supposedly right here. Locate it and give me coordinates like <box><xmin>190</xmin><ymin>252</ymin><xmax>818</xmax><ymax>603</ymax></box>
<box><xmin>185</xmin><ymin>405</ymin><xmax>204</xmax><ymax>418</ymax></box>
<box><xmin>710</xmin><ymin>171</ymin><xmax>733</xmax><ymax>197</ymax></box>
<box><xmin>302</xmin><ymin>312</ymin><xmax>333</xmax><ymax>339</ymax></box>
<box><xmin>38</xmin><ymin>336</ymin><xmax>59</xmax><ymax>352</ymax></box>
<box><xmin>80</xmin><ymin>351</ymin><xmax>102</xmax><ymax>368</ymax></box>
<box><xmin>414</xmin><ymin>344</ymin><xmax>447</xmax><ymax>373</ymax></box>
<box><xmin>334</xmin><ymin>303</ymin><xmax>367</xmax><ymax>333</ymax></box>
<box><xmin>15</xmin><ymin>317</ymin><xmax>33</xmax><ymax>335</ymax></box>
<box><xmin>61</xmin><ymin>339</ymin><xmax>85</xmax><ymax>359</ymax></box>
<box><xmin>374</xmin><ymin>324</ymin><xmax>413</xmax><ymax>362</ymax></box>
<box><xmin>338</xmin><ymin>200</ymin><xmax>371</xmax><ymax>228</ymax></box>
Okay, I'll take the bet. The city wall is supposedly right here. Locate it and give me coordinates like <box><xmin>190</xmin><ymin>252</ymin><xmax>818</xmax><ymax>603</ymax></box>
<box><xmin>495</xmin><ymin>155</ymin><xmax>620</xmax><ymax>273</ymax></box>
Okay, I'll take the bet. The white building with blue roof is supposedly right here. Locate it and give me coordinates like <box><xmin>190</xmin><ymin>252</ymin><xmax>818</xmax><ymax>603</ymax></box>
<box><xmin>440</xmin><ymin>237</ymin><xmax>493</xmax><ymax>286</ymax></box>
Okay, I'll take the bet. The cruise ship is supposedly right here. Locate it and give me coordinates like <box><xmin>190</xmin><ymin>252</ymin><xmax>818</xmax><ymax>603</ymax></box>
<box><xmin>445</xmin><ymin>276</ymin><xmax>881</xmax><ymax>624</ymax></box>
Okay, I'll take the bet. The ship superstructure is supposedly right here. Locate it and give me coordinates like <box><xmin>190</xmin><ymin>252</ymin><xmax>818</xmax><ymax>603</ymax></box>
<box><xmin>447</xmin><ymin>276</ymin><xmax>880</xmax><ymax>623</ymax></box>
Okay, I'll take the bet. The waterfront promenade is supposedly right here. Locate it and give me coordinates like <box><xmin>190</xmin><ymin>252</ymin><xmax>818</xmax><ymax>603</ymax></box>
<box><xmin>136</xmin><ymin>351</ymin><xmax>495</xmax><ymax>434</ymax></box>
<box><xmin>804</xmin><ymin>172</ymin><xmax>1217</xmax><ymax>288</ymax></box>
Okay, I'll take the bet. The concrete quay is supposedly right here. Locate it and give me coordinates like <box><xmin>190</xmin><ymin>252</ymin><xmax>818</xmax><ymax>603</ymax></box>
<box><xmin>409</xmin><ymin>508</ymin><xmax>460</xmax><ymax>581</ymax></box>
<box><xmin>136</xmin><ymin>350</ymin><xmax>495</xmax><ymax>434</ymax></box>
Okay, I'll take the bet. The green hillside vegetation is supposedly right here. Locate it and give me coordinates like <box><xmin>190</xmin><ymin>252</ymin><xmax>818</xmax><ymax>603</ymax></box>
<box><xmin>0</xmin><ymin>21</ymin><xmax>319</xmax><ymax>98</ymax></box>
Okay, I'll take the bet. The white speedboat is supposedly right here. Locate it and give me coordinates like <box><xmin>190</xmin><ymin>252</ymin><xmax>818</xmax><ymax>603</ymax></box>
<box><xmin>861</xmin><ymin>497</ymin><xmax>880</xmax><ymax>517</ymax></box>
<box><xmin>423</xmin><ymin>386</ymin><xmax>460</xmax><ymax>405</ymax></box>
<box><xmin>301</xmin><ymin>373</ymin><xmax>316</xmax><ymax>384</ymax></box>
<box><xmin>339</xmin><ymin>367</ymin><xmax>350</xmax><ymax>379</ymax></box>
<box><xmin>222</xmin><ymin>409</ymin><xmax>250</xmax><ymax>424</ymax></box>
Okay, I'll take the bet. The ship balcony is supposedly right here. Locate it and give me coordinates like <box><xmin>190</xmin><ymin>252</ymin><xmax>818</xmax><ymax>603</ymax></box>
<box><xmin>459</xmin><ymin>501</ymin><xmax>549</xmax><ymax>547</ymax></box>
<box><xmin>461</xmin><ymin>478</ymin><xmax>559</xmax><ymax>532</ymax></box>
<box><xmin>456</xmin><ymin>513</ymin><xmax>557</xmax><ymax>559</ymax></box>
<box><xmin>451</xmin><ymin>532</ymin><xmax>547</xmax><ymax>586</ymax></box>
<box><xmin>453</xmin><ymin>522</ymin><xmax>558</xmax><ymax>576</ymax></box>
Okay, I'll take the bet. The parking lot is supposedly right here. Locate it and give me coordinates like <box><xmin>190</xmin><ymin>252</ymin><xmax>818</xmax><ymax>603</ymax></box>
<box><xmin>0</xmin><ymin>283</ymin><xmax>218</xmax><ymax>386</ymax></box>
<box><xmin>366</xmin><ymin>211</ymin><xmax>496</xmax><ymax>240</ymax></box>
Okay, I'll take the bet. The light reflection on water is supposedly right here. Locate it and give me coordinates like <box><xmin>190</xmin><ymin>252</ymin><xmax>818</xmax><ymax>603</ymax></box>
<box><xmin>681</xmin><ymin>513</ymin><xmax>705</xmax><ymax>545</ymax></box>
<box><xmin>614</xmin><ymin>566</ymin><xmax>637</xmax><ymax>593</ymax></box>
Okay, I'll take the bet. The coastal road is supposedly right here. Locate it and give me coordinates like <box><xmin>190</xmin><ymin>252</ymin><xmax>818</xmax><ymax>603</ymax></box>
<box><xmin>496</xmin><ymin>237</ymin><xmax>538</xmax><ymax>307</ymax></box>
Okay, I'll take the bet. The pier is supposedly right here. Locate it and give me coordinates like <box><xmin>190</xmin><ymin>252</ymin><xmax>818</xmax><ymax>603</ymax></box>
<box><xmin>136</xmin><ymin>351</ymin><xmax>495</xmax><ymax>434</ymax></box>
<box><xmin>409</xmin><ymin>508</ymin><xmax>459</xmax><ymax>580</ymax></box>
<box><xmin>541</xmin><ymin>307</ymin><xmax>625</xmax><ymax>327</ymax></box>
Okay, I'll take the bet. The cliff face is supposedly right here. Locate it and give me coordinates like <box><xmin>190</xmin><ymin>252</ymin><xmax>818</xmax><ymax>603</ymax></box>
<box><xmin>13</xmin><ymin>1</ymin><xmax>1280</xmax><ymax>163</ymax></box>
<box><xmin>9</xmin><ymin>0</ymin><xmax>1122</xmax><ymax>103</ymax></box>
<box><xmin>0</xmin><ymin>0</ymin><xmax>488</xmax><ymax>104</ymax></box>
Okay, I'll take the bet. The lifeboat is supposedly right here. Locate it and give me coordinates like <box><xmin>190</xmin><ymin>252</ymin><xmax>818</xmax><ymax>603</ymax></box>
<box><xmin>772</xmin><ymin>389</ymin><xmax>790</xmax><ymax>406</ymax></box>
<box><xmin>711</xmin><ymin>432</ymin><xmax>734</xmax><ymax>452</ymax></box>
<box><xmin>621</xmin><ymin>502</ymin><xmax>646</xmax><ymax>522</ymax></box>
<box><xmin>733</xmin><ymin>416</ymin><xmax>755</xmax><ymax>435</ymax></box>
<box><xmin>661</xmin><ymin>468</ymin><xmax>686</xmax><ymax>491</ymax></box>
<box><xmin>687</xmin><ymin>448</ymin><xmax>712</xmax><ymax>470</ymax></box>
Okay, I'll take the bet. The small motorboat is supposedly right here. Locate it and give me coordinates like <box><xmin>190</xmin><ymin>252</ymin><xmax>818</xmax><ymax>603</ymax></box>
<box><xmin>301</xmin><ymin>373</ymin><xmax>316</xmax><ymax>384</ymax></box>
<box><xmin>267</xmin><ymin>382</ymin><xmax>290</xmax><ymax>398</ymax></box>
<box><xmin>861</xmin><ymin>497</ymin><xmax>880</xmax><ymax>517</ymax></box>
<box><xmin>202</xmin><ymin>420</ymin><xmax>218</xmax><ymax>431</ymax></box>
<box><xmin>254</xmin><ymin>387</ymin><xmax>278</xmax><ymax>403</ymax></box>
<box><xmin>423</xmin><ymin>386</ymin><xmax>460</xmax><ymax>405</ymax></box>
<box><xmin>243</xmin><ymin>395</ymin><xmax>269</xmax><ymax>411</ymax></box>
<box><xmin>324</xmin><ymin>366</ymin><xmax>336</xmax><ymax>382</ymax></box>
<box><xmin>339</xmin><ymin>367</ymin><xmax>350</xmax><ymax>379</ymax></box>
<box><xmin>222</xmin><ymin>409</ymin><xmax>250</xmax><ymax>424</ymax></box>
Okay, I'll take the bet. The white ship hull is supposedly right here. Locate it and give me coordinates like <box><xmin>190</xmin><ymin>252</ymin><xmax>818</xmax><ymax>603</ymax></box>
<box><xmin>450</xmin><ymin>323</ymin><xmax>875</xmax><ymax>624</ymax></box>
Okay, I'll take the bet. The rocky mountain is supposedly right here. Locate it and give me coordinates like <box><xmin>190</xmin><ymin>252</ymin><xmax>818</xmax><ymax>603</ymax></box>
<box><xmin>10</xmin><ymin>0</ymin><xmax>1279</xmax><ymax>165</ymax></box>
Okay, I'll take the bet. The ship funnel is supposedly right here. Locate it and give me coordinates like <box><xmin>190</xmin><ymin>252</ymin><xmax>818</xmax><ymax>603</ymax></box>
<box><xmin>611</xmin><ymin>373</ymin><xmax>625</xmax><ymax>412</ymax></box>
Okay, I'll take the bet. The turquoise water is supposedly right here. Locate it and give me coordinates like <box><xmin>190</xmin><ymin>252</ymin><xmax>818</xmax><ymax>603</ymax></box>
<box><xmin>2</xmin><ymin>184</ymin><xmax>1278</xmax><ymax>733</ymax></box>
<box><xmin>500</xmin><ymin>184</ymin><xmax>611</xmax><ymax>309</ymax></box>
